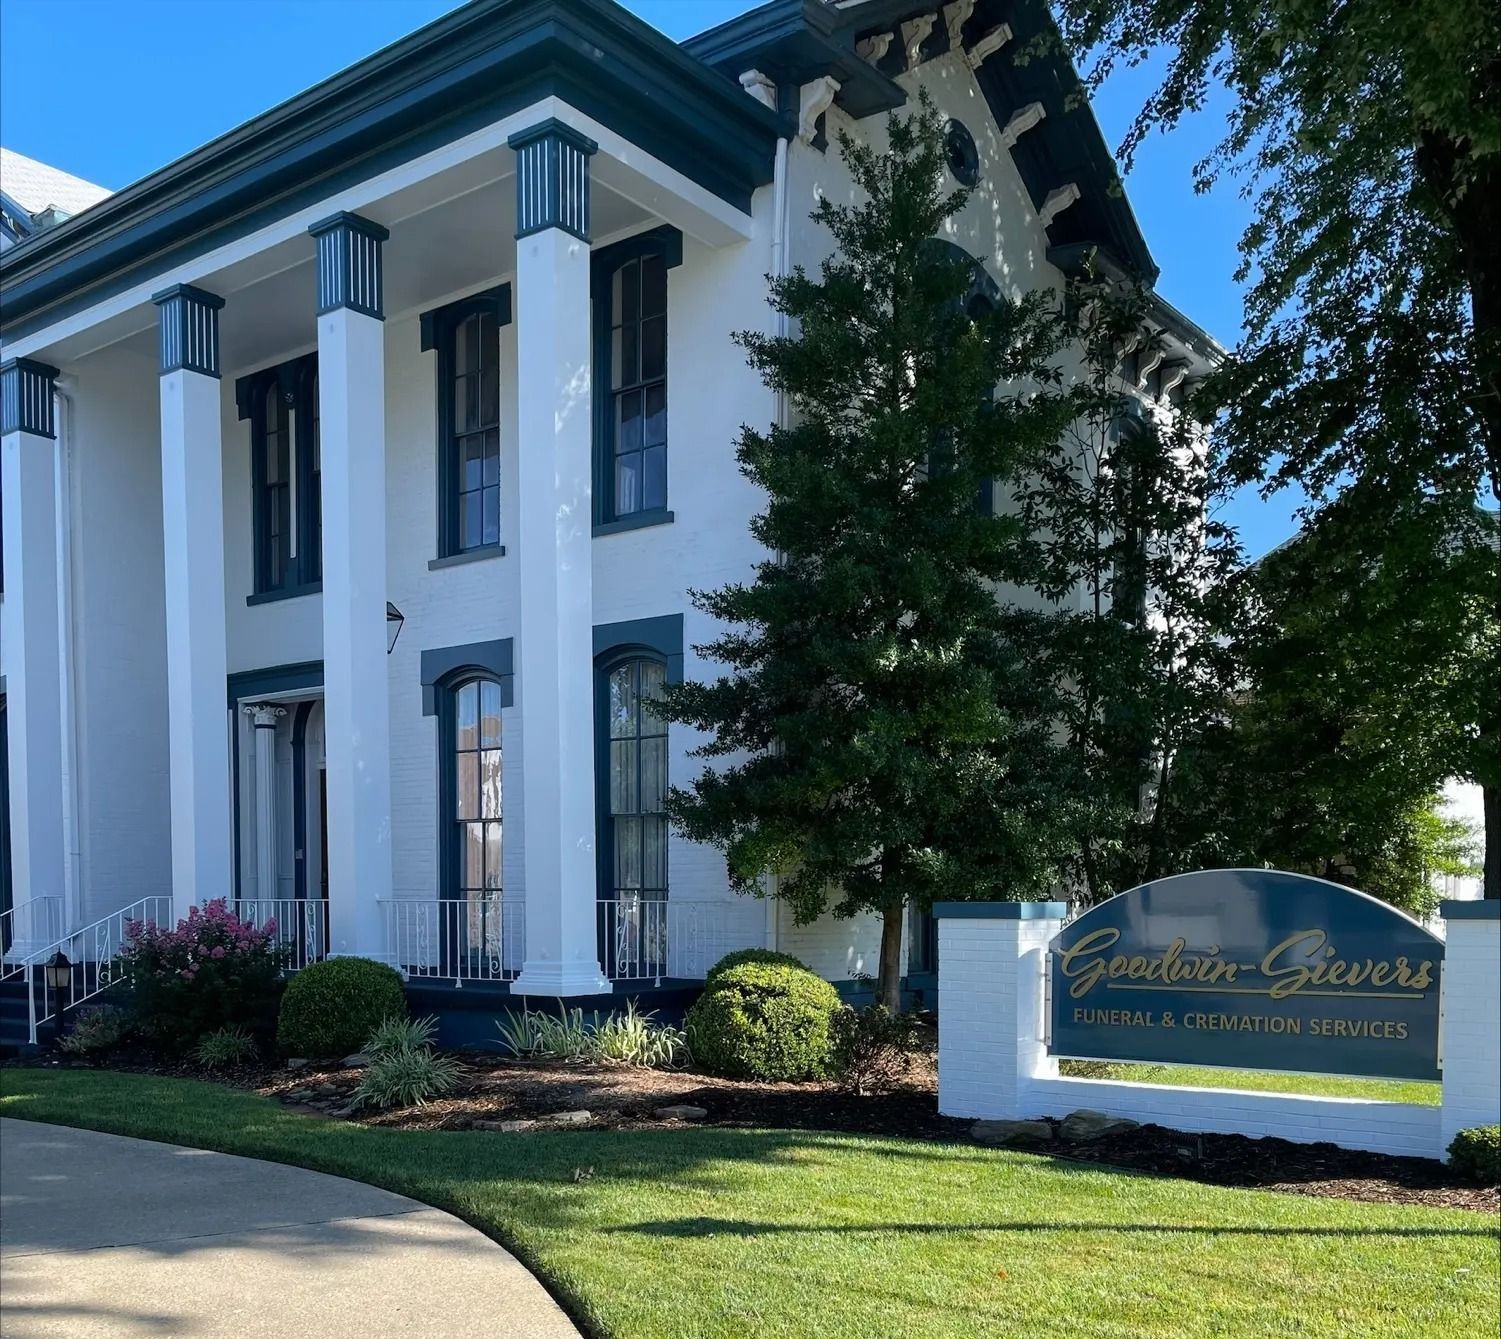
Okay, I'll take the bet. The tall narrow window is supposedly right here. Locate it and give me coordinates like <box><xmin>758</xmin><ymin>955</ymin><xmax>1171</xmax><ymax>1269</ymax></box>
<box><xmin>608</xmin><ymin>256</ymin><xmax>667</xmax><ymax>518</ymax></box>
<box><xmin>423</xmin><ymin>287</ymin><xmax>511</xmax><ymax>559</ymax></box>
<box><xmin>257</xmin><ymin>381</ymin><xmax>291</xmax><ymax>592</ymax></box>
<box><xmin>301</xmin><ymin>368</ymin><xmax>322</xmax><ymax>583</ymax></box>
<box><xmin>448</xmin><ymin>677</ymin><xmax>504</xmax><ymax>964</ymax></box>
<box><xmin>605</xmin><ymin>657</ymin><xmax>668</xmax><ymax>902</ymax></box>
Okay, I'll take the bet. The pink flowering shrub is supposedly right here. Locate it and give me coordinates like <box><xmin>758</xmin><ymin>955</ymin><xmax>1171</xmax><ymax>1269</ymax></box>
<box><xmin>120</xmin><ymin>899</ymin><xmax>285</xmax><ymax>1053</ymax></box>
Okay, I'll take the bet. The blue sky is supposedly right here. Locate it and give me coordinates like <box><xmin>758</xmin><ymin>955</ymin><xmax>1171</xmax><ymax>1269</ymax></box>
<box><xmin>0</xmin><ymin>0</ymin><xmax>1299</xmax><ymax>554</ymax></box>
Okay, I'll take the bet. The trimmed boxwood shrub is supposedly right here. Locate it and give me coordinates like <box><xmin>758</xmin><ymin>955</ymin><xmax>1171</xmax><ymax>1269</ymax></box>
<box><xmin>277</xmin><ymin>958</ymin><xmax>407</xmax><ymax>1058</ymax></box>
<box><xmin>1448</xmin><ymin>1125</ymin><xmax>1500</xmax><ymax>1185</ymax></box>
<box><xmin>703</xmin><ymin>948</ymin><xmax>810</xmax><ymax>988</ymax></box>
<box><xmin>686</xmin><ymin>962</ymin><xmax>842</xmax><ymax>1081</ymax></box>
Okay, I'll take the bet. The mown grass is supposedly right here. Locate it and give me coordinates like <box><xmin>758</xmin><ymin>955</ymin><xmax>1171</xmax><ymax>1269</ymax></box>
<box><xmin>1100</xmin><ymin>1063</ymin><xmax>1441</xmax><ymax>1106</ymax></box>
<box><xmin>2</xmin><ymin>1069</ymin><xmax>1492</xmax><ymax>1339</ymax></box>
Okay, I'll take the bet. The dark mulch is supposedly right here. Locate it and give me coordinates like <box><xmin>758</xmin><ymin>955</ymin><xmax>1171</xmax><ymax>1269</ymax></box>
<box><xmin>11</xmin><ymin>1050</ymin><xmax>1494</xmax><ymax>1213</ymax></box>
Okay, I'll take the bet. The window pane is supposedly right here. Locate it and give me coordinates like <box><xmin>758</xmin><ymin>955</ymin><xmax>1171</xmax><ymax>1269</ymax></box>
<box><xmin>642</xmin><ymin>446</ymin><xmax>667</xmax><ymax>512</ymax></box>
<box><xmin>464</xmin><ymin>822</ymin><xmax>485</xmax><ymax>889</ymax></box>
<box><xmin>641</xmin><ymin>254</ymin><xmax>666</xmax><ymax>318</ymax></box>
<box><xmin>481</xmin><ymin>747</ymin><xmax>502</xmax><ymax>819</ymax></box>
<box><xmin>480</xmin><ymin>680</ymin><xmax>502</xmax><ymax>747</ymax></box>
<box><xmin>456</xmin><ymin>683</ymin><xmax>479</xmax><ymax>750</ymax></box>
<box><xmin>610</xmin><ymin>739</ymin><xmax>638</xmax><ymax>814</ymax></box>
<box><xmin>484</xmin><ymin>821</ymin><xmax>503</xmax><ymax>890</ymax></box>
<box><xmin>609</xmin><ymin>664</ymin><xmax>637</xmax><ymax>738</ymax></box>
<box><xmin>456</xmin><ymin>752</ymin><xmax>479</xmax><ymax>820</ymax></box>
<box><xmin>458</xmin><ymin>313</ymin><xmax>479</xmax><ymax>376</ymax></box>
<box><xmin>642</xmin><ymin>815</ymin><xmax>667</xmax><ymax>892</ymax></box>
<box><xmin>614</xmin><ymin>816</ymin><xmax>641</xmax><ymax>890</ymax></box>
<box><xmin>617</xmin><ymin>391</ymin><xmax>642</xmax><ymax>453</ymax></box>
<box><xmin>479</xmin><ymin>313</ymin><xmax>499</xmax><ymax>426</ymax></box>
<box><xmin>481</xmin><ymin>486</ymin><xmax>500</xmax><ymax>547</ymax></box>
<box><xmin>643</xmin><ymin>382</ymin><xmax>666</xmax><ymax>446</ymax></box>
<box><xmin>482</xmin><ymin>429</ymin><xmax>500</xmax><ymax>487</ymax></box>
<box><xmin>618</xmin><ymin>259</ymin><xmax>639</xmax><ymax>325</ymax></box>
<box><xmin>640</xmin><ymin>736</ymin><xmax>667</xmax><ymax>812</ymax></box>
<box><xmin>641</xmin><ymin>315</ymin><xmax>666</xmax><ymax>382</ymax></box>
<box><xmin>461</xmin><ymin>491</ymin><xmax>483</xmax><ymax>550</ymax></box>
<box><xmin>615</xmin><ymin>324</ymin><xmax>638</xmax><ymax>389</ymax></box>
<box><xmin>464</xmin><ymin>370</ymin><xmax>480</xmax><ymax>434</ymax></box>
<box><xmin>462</xmin><ymin>435</ymin><xmax>484</xmax><ymax>490</ymax></box>
<box><xmin>615</xmin><ymin>455</ymin><xmax>640</xmax><ymax>517</ymax></box>
<box><xmin>640</xmin><ymin>661</ymin><xmax>667</xmax><ymax>732</ymax></box>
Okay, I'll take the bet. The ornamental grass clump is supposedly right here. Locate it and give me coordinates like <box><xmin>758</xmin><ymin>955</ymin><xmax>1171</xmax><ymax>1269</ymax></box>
<box><xmin>494</xmin><ymin>1000</ymin><xmax>691</xmax><ymax>1068</ymax></box>
<box><xmin>365</xmin><ymin>1013</ymin><xmax>439</xmax><ymax>1062</ymax></box>
<box><xmin>353</xmin><ymin>1015</ymin><xmax>462</xmax><ymax>1110</ymax></box>
<box><xmin>58</xmin><ymin>1007</ymin><xmax>131</xmax><ymax>1064</ymax></box>
<box><xmin>686</xmin><ymin>962</ymin><xmax>842</xmax><ymax>1081</ymax></box>
<box><xmin>120</xmin><ymin>899</ymin><xmax>284</xmax><ymax>1053</ymax></box>
<box><xmin>194</xmin><ymin>1024</ymin><xmax>259</xmax><ymax>1070</ymax></box>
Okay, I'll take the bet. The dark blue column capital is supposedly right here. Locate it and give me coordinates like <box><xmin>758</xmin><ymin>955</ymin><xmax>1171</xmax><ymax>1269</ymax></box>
<box><xmin>509</xmin><ymin>118</ymin><xmax>598</xmax><ymax>243</ymax></box>
<box><xmin>0</xmin><ymin>357</ymin><xmax>61</xmax><ymax>437</ymax></box>
<box><xmin>152</xmin><ymin>284</ymin><xmax>225</xmax><ymax>378</ymax></box>
<box><xmin>309</xmin><ymin>211</ymin><xmax>390</xmax><ymax>320</ymax></box>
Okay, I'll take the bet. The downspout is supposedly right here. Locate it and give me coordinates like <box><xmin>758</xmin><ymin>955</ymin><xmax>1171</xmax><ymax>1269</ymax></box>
<box><xmin>53</xmin><ymin>380</ymin><xmax>83</xmax><ymax>932</ymax></box>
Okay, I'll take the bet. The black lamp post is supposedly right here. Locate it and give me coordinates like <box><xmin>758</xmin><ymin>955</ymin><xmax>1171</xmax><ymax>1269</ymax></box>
<box><xmin>44</xmin><ymin>950</ymin><xmax>71</xmax><ymax>1046</ymax></box>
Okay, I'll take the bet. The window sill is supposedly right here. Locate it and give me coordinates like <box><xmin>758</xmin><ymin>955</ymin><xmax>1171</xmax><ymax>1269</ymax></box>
<box><xmin>246</xmin><ymin>581</ymin><xmax>322</xmax><ymax>607</ymax></box>
<box><xmin>593</xmin><ymin>509</ymin><xmax>674</xmax><ymax>538</ymax></box>
<box><xmin>428</xmin><ymin>545</ymin><xmax>505</xmax><ymax>571</ymax></box>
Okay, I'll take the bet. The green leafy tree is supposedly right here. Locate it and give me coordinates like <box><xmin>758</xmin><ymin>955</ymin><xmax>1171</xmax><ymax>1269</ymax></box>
<box><xmin>1050</xmin><ymin>0</ymin><xmax>1501</xmax><ymax>896</ymax></box>
<box><xmin>666</xmin><ymin>96</ymin><xmax>1081</xmax><ymax>1008</ymax></box>
<box><xmin>999</xmin><ymin>279</ymin><xmax>1245</xmax><ymax>902</ymax></box>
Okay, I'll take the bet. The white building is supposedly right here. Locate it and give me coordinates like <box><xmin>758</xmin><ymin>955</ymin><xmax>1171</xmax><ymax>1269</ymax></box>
<box><xmin>0</xmin><ymin>0</ymin><xmax>1214</xmax><ymax>1032</ymax></box>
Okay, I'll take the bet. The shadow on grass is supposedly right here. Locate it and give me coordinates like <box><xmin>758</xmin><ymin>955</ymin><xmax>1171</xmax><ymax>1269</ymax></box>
<box><xmin>607</xmin><ymin>1216</ymin><xmax>1499</xmax><ymax>1240</ymax></box>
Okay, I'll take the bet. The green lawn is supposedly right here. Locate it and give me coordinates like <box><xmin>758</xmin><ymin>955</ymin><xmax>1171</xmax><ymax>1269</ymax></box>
<box><xmin>3</xmin><ymin>1070</ymin><xmax>1493</xmax><ymax>1339</ymax></box>
<box><xmin>1098</xmin><ymin>1063</ymin><xmax>1442</xmax><ymax>1106</ymax></box>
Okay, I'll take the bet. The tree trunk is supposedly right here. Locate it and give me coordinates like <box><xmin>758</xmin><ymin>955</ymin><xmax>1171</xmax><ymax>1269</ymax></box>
<box><xmin>877</xmin><ymin>900</ymin><xmax>905</xmax><ymax>1011</ymax></box>
<box><xmin>1485</xmin><ymin>776</ymin><xmax>1501</xmax><ymax>902</ymax></box>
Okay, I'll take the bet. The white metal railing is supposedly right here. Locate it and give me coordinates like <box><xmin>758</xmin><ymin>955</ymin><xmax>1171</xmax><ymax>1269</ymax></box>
<box><xmin>232</xmin><ymin>897</ymin><xmax>330</xmax><ymax>973</ymax></box>
<box><xmin>25</xmin><ymin>895</ymin><xmax>173</xmax><ymax>1045</ymax></box>
<box><xmin>0</xmin><ymin>895</ymin><xmax>65</xmax><ymax>981</ymax></box>
<box><xmin>381</xmin><ymin>894</ymin><xmax>524</xmax><ymax>985</ymax></box>
<box><xmin>597</xmin><ymin>897</ymin><xmax>764</xmax><ymax>984</ymax></box>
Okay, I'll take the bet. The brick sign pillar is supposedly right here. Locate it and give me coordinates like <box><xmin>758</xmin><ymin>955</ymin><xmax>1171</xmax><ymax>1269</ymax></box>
<box><xmin>934</xmin><ymin>902</ymin><xmax>1067</xmax><ymax>1120</ymax></box>
<box><xmin>1439</xmin><ymin>900</ymin><xmax>1501</xmax><ymax>1158</ymax></box>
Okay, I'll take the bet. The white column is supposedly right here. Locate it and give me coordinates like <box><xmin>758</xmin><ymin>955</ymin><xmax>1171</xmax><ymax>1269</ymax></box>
<box><xmin>1439</xmin><ymin>901</ymin><xmax>1501</xmax><ymax>1160</ymax></box>
<box><xmin>243</xmin><ymin>704</ymin><xmax>285</xmax><ymax>905</ymax></box>
<box><xmin>508</xmin><ymin>120</ymin><xmax>609</xmax><ymax>997</ymax></box>
<box><xmin>153</xmin><ymin>287</ymin><xmax>234</xmax><ymax>923</ymax></box>
<box><xmin>935</xmin><ymin>904</ymin><xmax>1065</xmax><ymax>1119</ymax></box>
<box><xmin>1</xmin><ymin>358</ymin><xmax>67</xmax><ymax>940</ymax></box>
<box><xmin>309</xmin><ymin>212</ymin><xmax>392</xmax><ymax>960</ymax></box>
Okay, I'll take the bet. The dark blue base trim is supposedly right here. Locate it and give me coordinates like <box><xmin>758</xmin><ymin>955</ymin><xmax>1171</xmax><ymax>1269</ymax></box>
<box><xmin>1441</xmin><ymin>899</ymin><xmax>1500</xmax><ymax>920</ymax></box>
<box><xmin>931</xmin><ymin>900</ymin><xmax>1068</xmax><ymax>920</ymax></box>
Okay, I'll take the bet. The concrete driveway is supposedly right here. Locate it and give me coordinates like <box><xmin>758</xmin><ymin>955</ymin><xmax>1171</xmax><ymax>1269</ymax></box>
<box><xmin>0</xmin><ymin>1118</ymin><xmax>581</xmax><ymax>1338</ymax></box>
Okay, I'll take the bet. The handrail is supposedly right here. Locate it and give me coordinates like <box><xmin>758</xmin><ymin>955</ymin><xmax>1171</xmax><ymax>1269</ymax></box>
<box><xmin>0</xmin><ymin>895</ymin><xmax>65</xmax><ymax>981</ymax></box>
<box><xmin>24</xmin><ymin>895</ymin><xmax>173</xmax><ymax>1045</ymax></box>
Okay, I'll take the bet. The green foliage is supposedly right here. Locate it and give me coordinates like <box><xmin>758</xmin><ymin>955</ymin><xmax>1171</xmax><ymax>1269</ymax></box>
<box><xmin>703</xmin><ymin>949</ymin><xmax>809</xmax><ymax>987</ymax></box>
<box><xmin>194</xmin><ymin>1025</ymin><xmax>259</xmax><ymax>1070</ymax></box>
<box><xmin>494</xmin><ymin>1001</ymin><xmax>690</xmax><ymax>1069</ymax></box>
<box><xmin>354</xmin><ymin>1046</ymin><xmax>464</xmax><ymax>1111</ymax></box>
<box><xmin>829</xmin><ymin>1004</ymin><xmax>922</xmax><ymax>1095</ymax></box>
<box><xmin>1447</xmin><ymin>1126</ymin><xmax>1501</xmax><ymax>1185</ymax></box>
<box><xmin>666</xmin><ymin>92</ymin><xmax>1087</xmax><ymax>1007</ymax></box>
<box><xmin>1051</xmin><ymin>0</ymin><xmax>1501</xmax><ymax>897</ymax></box>
<box><xmin>58</xmin><ymin>1007</ymin><xmax>131</xmax><ymax>1063</ymax></box>
<box><xmin>119</xmin><ymin>898</ymin><xmax>284</xmax><ymax>1053</ymax></box>
<box><xmin>685</xmin><ymin>963</ymin><xmax>842</xmax><ymax>1081</ymax></box>
<box><xmin>365</xmin><ymin>1014</ymin><xmax>439</xmax><ymax>1062</ymax></box>
<box><xmin>276</xmin><ymin>958</ymin><xmax>407</xmax><ymax>1058</ymax></box>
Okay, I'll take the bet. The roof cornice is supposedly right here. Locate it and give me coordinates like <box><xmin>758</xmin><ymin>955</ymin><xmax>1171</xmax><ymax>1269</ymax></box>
<box><xmin>1</xmin><ymin>0</ymin><xmax>788</xmax><ymax>340</ymax></box>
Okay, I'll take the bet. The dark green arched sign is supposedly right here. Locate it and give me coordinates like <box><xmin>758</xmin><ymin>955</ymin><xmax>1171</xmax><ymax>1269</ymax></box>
<box><xmin>1048</xmin><ymin>870</ymin><xmax>1445</xmax><ymax>1082</ymax></box>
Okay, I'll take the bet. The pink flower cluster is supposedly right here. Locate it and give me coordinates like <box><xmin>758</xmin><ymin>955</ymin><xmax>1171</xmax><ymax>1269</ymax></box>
<box><xmin>122</xmin><ymin>898</ymin><xmax>280</xmax><ymax>984</ymax></box>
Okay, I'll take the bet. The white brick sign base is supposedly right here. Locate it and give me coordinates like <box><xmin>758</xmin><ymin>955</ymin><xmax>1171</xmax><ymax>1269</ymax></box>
<box><xmin>936</xmin><ymin>901</ymin><xmax>1500</xmax><ymax>1163</ymax></box>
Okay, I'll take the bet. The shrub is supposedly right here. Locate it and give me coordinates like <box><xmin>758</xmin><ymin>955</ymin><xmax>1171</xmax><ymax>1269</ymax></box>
<box><xmin>120</xmin><ymin>899</ymin><xmax>284</xmax><ymax>1052</ymax></box>
<box><xmin>829</xmin><ymin>1004</ymin><xmax>921</xmax><ymax>1095</ymax></box>
<box><xmin>355</xmin><ymin>1047</ymin><xmax>464</xmax><ymax>1110</ymax></box>
<box><xmin>365</xmin><ymin>1014</ymin><xmax>438</xmax><ymax>1062</ymax></box>
<box><xmin>58</xmin><ymin>1006</ymin><xmax>131</xmax><ymax>1063</ymax></box>
<box><xmin>277</xmin><ymin>957</ymin><xmax>407</xmax><ymax>1058</ymax></box>
<box><xmin>1448</xmin><ymin>1125</ymin><xmax>1500</xmax><ymax>1185</ymax></box>
<box><xmin>195</xmin><ymin>1025</ymin><xmax>259</xmax><ymax>1070</ymax></box>
<box><xmin>686</xmin><ymin>962</ymin><xmax>842</xmax><ymax>1081</ymax></box>
<box><xmin>703</xmin><ymin>948</ymin><xmax>809</xmax><ymax>988</ymax></box>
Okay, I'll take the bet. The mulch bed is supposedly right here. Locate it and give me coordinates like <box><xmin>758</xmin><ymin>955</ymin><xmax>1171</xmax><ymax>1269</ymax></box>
<box><xmin>12</xmin><ymin>1050</ymin><xmax>1495</xmax><ymax>1213</ymax></box>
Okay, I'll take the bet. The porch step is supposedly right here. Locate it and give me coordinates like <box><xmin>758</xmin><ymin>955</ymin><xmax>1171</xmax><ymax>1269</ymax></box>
<box><xmin>0</xmin><ymin>974</ymin><xmax>36</xmax><ymax>1054</ymax></box>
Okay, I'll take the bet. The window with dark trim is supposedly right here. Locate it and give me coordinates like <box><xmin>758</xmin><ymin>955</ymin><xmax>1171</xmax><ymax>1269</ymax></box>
<box><xmin>421</xmin><ymin>286</ymin><xmax>512</xmax><ymax>559</ymax></box>
<box><xmin>437</xmin><ymin>675</ymin><xmax>505</xmax><ymax>965</ymax></box>
<box><xmin>237</xmin><ymin>353</ymin><xmax>319</xmax><ymax>598</ymax></box>
<box><xmin>591</xmin><ymin>227</ymin><xmax>682</xmax><ymax>530</ymax></box>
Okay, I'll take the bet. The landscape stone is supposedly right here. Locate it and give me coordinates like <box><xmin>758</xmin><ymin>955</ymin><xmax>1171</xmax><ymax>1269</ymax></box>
<box><xmin>1058</xmin><ymin>1109</ymin><xmax>1140</xmax><ymax>1142</ymax></box>
<box><xmin>314</xmin><ymin>1083</ymin><xmax>341</xmax><ymax>1096</ymax></box>
<box><xmin>341</xmin><ymin>1053</ymin><xmax>371</xmax><ymax>1069</ymax></box>
<box><xmin>475</xmin><ymin>1119</ymin><xmax>538</xmax><ymax>1133</ymax></box>
<box><xmin>970</xmin><ymin>1119</ymin><xmax>1054</xmax><ymax>1146</ymax></box>
<box><xmin>285</xmin><ymin>1059</ymin><xmax>311</xmax><ymax>1071</ymax></box>
<box><xmin>543</xmin><ymin>1110</ymin><xmax>592</xmax><ymax>1125</ymax></box>
<box><xmin>654</xmin><ymin>1105</ymin><xmax>708</xmax><ymax>1121</ymax></box>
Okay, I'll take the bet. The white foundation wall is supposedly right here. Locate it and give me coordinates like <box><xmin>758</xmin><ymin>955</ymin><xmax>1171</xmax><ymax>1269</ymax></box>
<box><xmin>67</xmin><ymin>339</ymin><xmax>173</xmax><ymax>924</ymax></box>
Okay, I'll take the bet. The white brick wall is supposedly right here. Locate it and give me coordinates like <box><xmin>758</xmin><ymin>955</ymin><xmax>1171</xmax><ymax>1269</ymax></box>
<box><xmin>1439</xmin><ymin>911</ymin><xmax>1501</xmax><ymax>1157</ymax></box>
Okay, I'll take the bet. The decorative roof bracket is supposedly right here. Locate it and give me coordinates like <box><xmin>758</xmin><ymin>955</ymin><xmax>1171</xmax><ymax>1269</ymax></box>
<box><xmin>1000</xmin><ymin>101</ymin><xmax>1046</xmax><ymax>150</ymax></box>
<box><xmin>1038</xmin><ymin>182</ymin><xmax>1081</xmax><ymax>226</ymax></box>
<box><xmin>967</xmin><ymin>24</ymin><xmax>1013</xmax><ymax>69</ymax></box>
<box><xmin>856</xmin><ymin>32</ymin><xmax>893</xmax><ymax>63</ymax></box>
<box><xmin>944</xmin><ymin>0</ymin><xmax>976</xmax><ymax>49</ymax></box>
<box><xmin>739</xmin><ymin>69</ymin><xmax>778</xmax><ymax>110</ymax></box>
<box><xmin>799</xmin><ymin>76</ymin><xmax>842</xmax><ymax>143</ymax></box>
<box><xmin>901</xmin><ymin>14</ymin><xmax>936</xmax><ymax>68</ymax></box>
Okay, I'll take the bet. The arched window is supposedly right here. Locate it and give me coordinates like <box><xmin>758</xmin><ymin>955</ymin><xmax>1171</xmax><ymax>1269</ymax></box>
<box><xmin>602</xmin><ymin>657</ymin><xmax>668</xmax><ymax>904</ymax></box>
<box><xmin>441</xmin><ymin>677</ymin><xmax>504</xmax><ymax>969</ymax></box>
